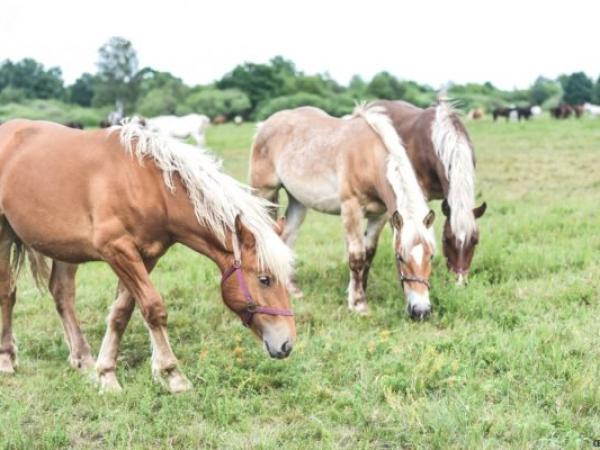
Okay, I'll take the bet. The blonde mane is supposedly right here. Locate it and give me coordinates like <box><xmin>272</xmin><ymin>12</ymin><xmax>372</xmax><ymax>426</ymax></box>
<box><xmin>117</xmin><ymin>118</ymin><xmax>293</xmax><ymax>281</ymax></box>
<box><xmin>431</xmin><ymin>99</ymin><xmax>477</xmax><ymax>244</ymax></box>
<box><xmin>353</xmin><ymin>104</ymin><xmax>436</xmax><ymax>256</ymax></box>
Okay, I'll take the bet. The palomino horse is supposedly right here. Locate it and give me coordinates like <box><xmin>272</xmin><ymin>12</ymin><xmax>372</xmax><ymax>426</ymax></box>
<box><xmin>372</xmin><ymin>99</ymin><xmax>486</xmax><ymax>284</ymax></box>
<box><xmin>146</xmin><ymin>113</ymin><xmax>210</xmax><ymax>146</ymax></box>
<box><xmin>250</xmin><ymin>106</ymin><xmax>436</xmax><ymax>319</ymax></box>
<box><xmin>0</xmin><ymin>119</ymin><xmax>295</xmax><ymax>393</ymax></box>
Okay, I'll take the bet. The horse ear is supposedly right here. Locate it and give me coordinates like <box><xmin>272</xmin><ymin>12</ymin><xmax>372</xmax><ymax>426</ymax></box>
<box><xmin>274</xmin><ymin>216</ymin><xmax>286</xmax><ymax>236</ymax></box>
<box><xmin>441</xmin><ymin>199</ymin><xmax>451</xmax><ymax>218</ymax></box>
<box><xmin>234</xmin><ymin>214</ymin><xmax>256</xmax><ymax>248</ymax></box>
<box><xmin>423</xmin><ymin>209</ymin><xmax>435</xmax><ymax>228</ymax></box>
<box><xmin>473</xmin><ymin>202</ymin><xmax>487</xmax><ymax>219</ymax></box>
<box><xmin>391</xmin><ymin>211</ymin><xmax>403</xmax><ymax>231</ymax></box>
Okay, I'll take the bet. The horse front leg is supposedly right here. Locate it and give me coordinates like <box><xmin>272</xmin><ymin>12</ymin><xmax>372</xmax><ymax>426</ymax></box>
<box><xmin>341</xmin><ymin>198</ymin><xmax>368</xmax><ymax>314</ymax></box>
<box><xmin>99</xmin><ymin>240</ymin><xmax>190</xmax><ymax>394</ymax></box>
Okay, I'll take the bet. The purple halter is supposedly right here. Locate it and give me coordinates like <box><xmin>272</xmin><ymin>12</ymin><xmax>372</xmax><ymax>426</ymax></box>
<box><xmin>221</xmin><ymin>232</ymin><xmax>294</xmax><ymax>327</ymax></box>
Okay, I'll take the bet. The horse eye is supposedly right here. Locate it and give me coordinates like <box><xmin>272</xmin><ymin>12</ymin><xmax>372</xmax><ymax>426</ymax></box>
<box><xmin>395</xmin><ymin>253</ymin><xmax>405</xmax><ymax>264</ymax></box>
<box><xmin>258</xmin><ymin>275</ymin><xmax>271</xmax><ymax>287</ymax></box>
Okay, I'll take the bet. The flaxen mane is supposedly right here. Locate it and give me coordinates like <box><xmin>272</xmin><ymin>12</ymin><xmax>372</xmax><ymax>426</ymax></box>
<box><xmin>117</xmin><ymin>118</ymin><xmax>293</xmax><ymax>281</ymax></box>
<box><xmin>431</xmin><ymin>98</ymin><xmax>477</xmax><ymax>244</ymax></box>
<box><xmin>353</xmin><ymin>104</ymin><xmax>436</xmax><ymax>256</ymax></box>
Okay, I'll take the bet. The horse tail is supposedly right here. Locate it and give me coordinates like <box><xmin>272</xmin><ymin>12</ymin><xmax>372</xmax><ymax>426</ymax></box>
<box><xmin>10</xmin><ymin>240</ymin><xmax>50</xmax><ymax>290</ymax></box>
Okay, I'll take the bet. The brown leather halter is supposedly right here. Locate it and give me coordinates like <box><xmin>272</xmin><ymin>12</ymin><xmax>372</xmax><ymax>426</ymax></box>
<box><xmin>396</xmin><ymin>253</ymin><xmax>431</xmax><ymax>289</ymax></box>
<box><xmin>221</xmin><ymin>232</ymin><xmax>294</xmax><ymax>327</ymax></box>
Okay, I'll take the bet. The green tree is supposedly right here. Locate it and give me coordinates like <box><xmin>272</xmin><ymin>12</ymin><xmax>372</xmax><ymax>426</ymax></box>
<box><xmin>68</xmin><ymin>73</ymin><xmax>97</xmax><ymax>106</ymax></box>
<box><xmin>348</xmin><ymin>75</ymin><xmax>367</xmax><ymax>96</ymax></box>
<box><xmin>93</xmin><ymin>37</ymin><xmax>139</xmax><ymax>111</ymax></box>
<box><xmin>217</xmin><ymin>57</ymin><xmax>291</xmax><ymax>112</ymax></box>
<box><xmin>594</xmin><ymin>76</ymin><xmax>600</xmax><ymax>104</ymax></box>
<box><xmin>563</xmin><ymin>72</ymin><xmax>593</xmax><ymax>105</ymax></box>
<box><xmin>529</xmin><ymin>76</ymin><xmax>561</xmax><ymax>105</ymax></box>
<box><xmin>0</xmin><ymin>58</ymin><xmax>64</xmax><ymax>99</ymax></box>
<box><xmin>366</xmin><ymin>71</ymin><xmax>405</xmax><ymax>99</ymax></box>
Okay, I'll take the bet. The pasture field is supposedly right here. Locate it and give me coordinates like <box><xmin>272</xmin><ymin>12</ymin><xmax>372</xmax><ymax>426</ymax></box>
<box><xmin>1</xmin><ymin>116</ymin><xmax>600</xmax><ymax>449</ymax></box>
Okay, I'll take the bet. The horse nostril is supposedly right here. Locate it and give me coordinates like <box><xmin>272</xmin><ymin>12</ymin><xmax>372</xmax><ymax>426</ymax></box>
<box><xmin>410</xmin><ymin>304</ymin><xmax>431</xmax><ymax>321</ymax></box>
<box><xmin>281</xmin><ymin>340</ymin><xmax>292</xmax><ymax>356</ymax></box>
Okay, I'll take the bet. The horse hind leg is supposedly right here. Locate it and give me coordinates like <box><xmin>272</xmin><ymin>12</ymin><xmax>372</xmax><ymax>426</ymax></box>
<box><xmin>281</xmin><ymin>194</ymin><xmax>307</xmax><ymax>298</ymax></box>
<box><xmin>49</xmin><ymin>261</ymin><xmax>94</xmax><ymax>372</ymax></box>
<box><xmin>0</xmin><ymin>219</ymin><xmax>17</xmax><ymax>373</ymax></box>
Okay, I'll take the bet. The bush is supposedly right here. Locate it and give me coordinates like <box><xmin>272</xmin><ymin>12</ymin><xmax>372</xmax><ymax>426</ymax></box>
<box><xmin>255</xmin><ymin>92</ymin><xmax>356</xmax><ymax>120</ymax></box>
<box><xmin>0</xmin><ymin>86</ymin><xmax>27</xmax><ymax>103</ymax></box>
<box><xmin>136</xmin><ymin>82</ymin><xmax>187</xmax><ymax>117</ymax></box>
<box><xmin>182</xmin><ymin>88</ymin><xmax>251</xmax><ymax>119</ymax></box>
<box><xmin>0</xmin><ymin>99</ymin><xmax>108</xmax><ymax>127</ymax></box>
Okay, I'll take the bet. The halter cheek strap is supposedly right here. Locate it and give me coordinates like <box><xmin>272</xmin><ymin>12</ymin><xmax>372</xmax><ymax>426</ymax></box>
<box><xmin>221</xmin><ymin>231</ymin><xmax>294</xmax><ymax>327</ymax></box>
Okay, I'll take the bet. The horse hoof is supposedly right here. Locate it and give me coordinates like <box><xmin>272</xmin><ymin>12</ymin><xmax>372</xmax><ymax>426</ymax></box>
<box><xmin>0</xmin><ymin>353</ymin><xmax>15</xmax><ymax>374</ymax></box>
<box><xmin>166</xmin><ymin>371</ymin><xmax>193</xmax><ymax>394</ymax></box>
<box><xmin>349</xmin><ymin>301</ymin><xmax>369</xmax><ymax>315</ymax></box>
<box><xmin>98</xmin><ymin>371</ymin><xmax>123</xmax><ymax>394</ymax></box>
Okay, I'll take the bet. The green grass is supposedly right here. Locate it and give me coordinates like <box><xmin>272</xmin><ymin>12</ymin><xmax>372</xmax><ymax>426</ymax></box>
<box><xmin>1</xmin><ymin>117</ymin><xmax>600</xmax><ymax>449</ymax></box>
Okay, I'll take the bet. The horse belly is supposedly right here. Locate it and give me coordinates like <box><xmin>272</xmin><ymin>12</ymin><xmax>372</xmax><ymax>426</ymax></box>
<box><xmin>279</xmin><ymin>170</ymin><xmax>341</xmax><ymax>214</ymax></box>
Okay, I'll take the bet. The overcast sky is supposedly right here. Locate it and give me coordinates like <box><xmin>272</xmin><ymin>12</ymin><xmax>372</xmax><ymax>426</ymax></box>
<box><xmin>1</xmin><ymin>0</ymin><xmax>597</xmax><ymax>90</ymax></box>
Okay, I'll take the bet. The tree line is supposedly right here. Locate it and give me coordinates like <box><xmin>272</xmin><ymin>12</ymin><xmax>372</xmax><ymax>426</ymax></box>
<box><xmin>1</xmin><ymin>36</ymin><xmax>599</xmax><ymax>121</ymax></box>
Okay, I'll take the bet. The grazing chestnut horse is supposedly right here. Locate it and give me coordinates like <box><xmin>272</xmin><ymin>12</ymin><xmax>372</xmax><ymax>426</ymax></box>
<box><xmin>0</xmin><ymin>119</ymin><xmax>295</xmax><ymax>393</ymax></box>
<box><xmin>250</xmin><ymin>106</ymin><xmax>436</xmax><ymax>319</ymax></box>
<box><xmin>372</xmin><ymin>99</ymin><xmax>486</xmax><ymax>284</ymax></box>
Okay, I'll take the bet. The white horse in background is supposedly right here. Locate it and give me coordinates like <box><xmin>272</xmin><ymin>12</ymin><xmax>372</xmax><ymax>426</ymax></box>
<box><xmin>146</xmin><ymin>114</ymin><xmax>210</xmax><ymax>146</ymax></box>
<box><xmin>531</xmin><ymin>105</ymin><xmax>543</xmax><ymax>117</ymax></box>
<box><xmin>584</xmin><ymin>103</ymin><xmax>600</xmax><ymax>118</ymax></box>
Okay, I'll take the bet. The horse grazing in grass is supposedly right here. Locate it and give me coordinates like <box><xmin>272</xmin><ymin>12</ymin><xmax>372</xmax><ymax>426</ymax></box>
<box><xmin>0</xmin><ymin>119</ymin><xmax>295</xmax><ymax>393</ymax></box>
<box><xmin>146</xmin><ymin>114</ymin><xmax>210</xmax><ymax>147</ymax></box>
<box><xmin>371</xmin><ymin>99</ymin><xmax>486</xmax><ymax>284</ymax></box>
<box><xmin>251</xmin><ymin>106</ymin><xmax>436</xmax><ymax>319</ymax></box>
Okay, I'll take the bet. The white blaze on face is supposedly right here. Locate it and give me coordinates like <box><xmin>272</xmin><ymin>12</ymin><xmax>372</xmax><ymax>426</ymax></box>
<box><xmin>457</xmin><ymin>231</ymin><xmax>467</xmax><ymax>247</ymax></box>
<box><xmin>410</xmin><ymin>243</ymin><xmax>424</xmax><ymax>265</ymax></box>
<box><xmin>406</xmin><ymin>243</ymin><xmax>431</xmax><ymax>315</ymax></box>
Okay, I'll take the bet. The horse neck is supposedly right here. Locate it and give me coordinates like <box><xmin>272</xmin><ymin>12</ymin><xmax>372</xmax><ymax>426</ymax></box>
<box><xmin>165</xmin><ymin>187</ymin><xmax>231</xmax><ymax>274</ymax></box>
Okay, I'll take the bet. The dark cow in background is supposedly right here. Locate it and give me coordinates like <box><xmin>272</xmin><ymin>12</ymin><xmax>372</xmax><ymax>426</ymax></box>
<box><xmin>550</xmin><ymin>104</ymin><xmax>584</xmax><ymax>119</ymax></box>
<box><xmin>516</xmin><ymin>106</ymin><xmax>532</xmax><ymax>121</ymax></box>
<box><xmin>492</xmin><ymin>107</ymin><xmax>512</xmax><ymax>121</ymax></box>
<box><xmin>493</xmin><ymin>106</ymin><xmax>535</xmax><ymax>122</ymax></box>
<box><xmin>64</xmin><ymin>121</ymin><xmax>84</xmax><ymax>129</ymax></box>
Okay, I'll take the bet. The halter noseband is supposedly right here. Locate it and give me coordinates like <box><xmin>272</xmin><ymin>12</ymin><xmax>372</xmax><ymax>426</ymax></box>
<box><xmin>221</xmin><ymin>232</ymin><xmax>294</xmax><ymax>327</ymax></box>
<box><xmin>398</xmin><ymin>271</ymin><xmax>431</xmax><ymax>289</ymax></box>
<box><xmin>396</xmin><ymin>253</ymin><xmax>431</xmax><ymax>289</ymax></box>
